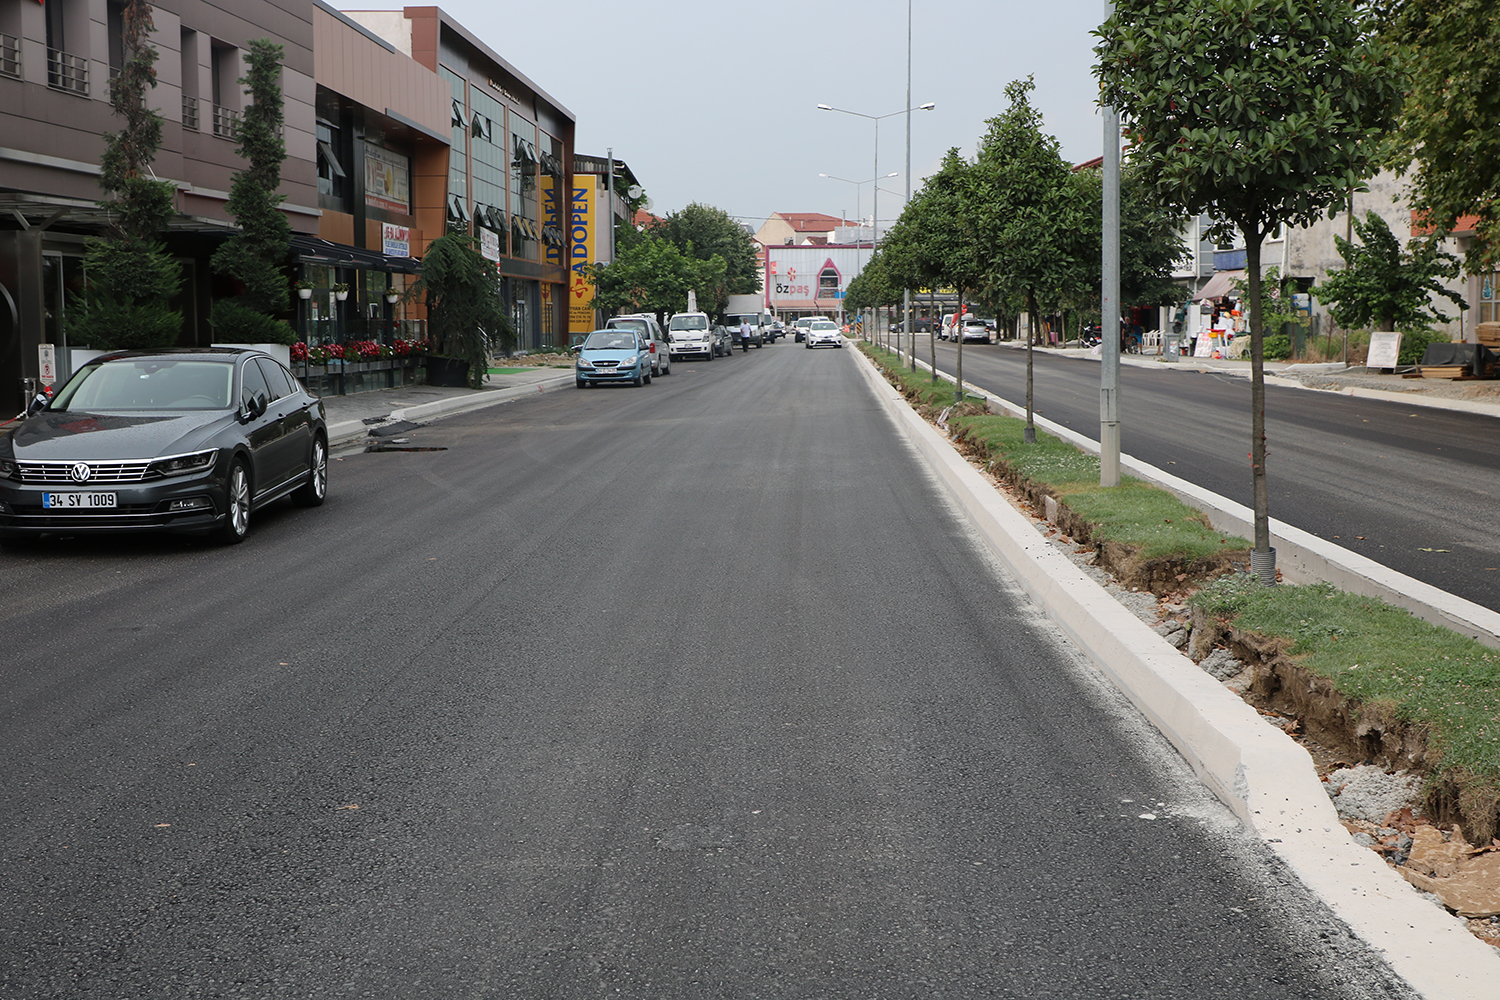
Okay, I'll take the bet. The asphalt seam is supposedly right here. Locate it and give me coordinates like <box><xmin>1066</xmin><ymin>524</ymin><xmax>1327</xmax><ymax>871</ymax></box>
<box><xmin>849</xmin><ymin>346</ymin><xmax>1500</xmax><ymax>999</ymax></box>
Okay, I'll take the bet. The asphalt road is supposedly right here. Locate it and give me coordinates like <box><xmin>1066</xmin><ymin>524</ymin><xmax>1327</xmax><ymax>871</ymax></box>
<box><xmin>0</xmin><ymin>343</ymin><xmax>1414</xmax><ymax>999</ymax></box>
<box><xmin>920</xmin><ymin>338</ymin><xmax>1500</xmax><ymax>610</ymax></box>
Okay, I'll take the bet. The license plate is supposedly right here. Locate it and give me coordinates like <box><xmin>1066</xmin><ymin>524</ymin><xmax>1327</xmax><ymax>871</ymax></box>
<box><xmin>42</xmin><ymin>492</ymin><xmax>118</xmax><ymax>509</ymax></box>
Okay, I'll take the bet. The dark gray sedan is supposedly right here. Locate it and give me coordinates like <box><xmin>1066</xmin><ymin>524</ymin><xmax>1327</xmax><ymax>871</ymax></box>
<box><xmin>0</xmin><ymin>348</ymin><xmax>327</xmax><ymax>545</ymax></box>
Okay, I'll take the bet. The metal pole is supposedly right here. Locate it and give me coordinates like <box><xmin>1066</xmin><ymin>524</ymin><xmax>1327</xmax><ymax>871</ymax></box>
<box><xmin>605</xmin><ymin>147</ymin><xmax>615</xmax><ymax>265</ymax></box>
<box><xmin>904</xmin><ymin>0</ymin><xmax>913</xmax><ymax>368</ymax></box>
<box><xmin>872</xmin><ymin>117</ymin><xmax>879</xmax><ymax>349</ymax></box>
<box><xmin>1100</xmin><ymin>0</ymin><xmax>1122</xmax><ymax>487</ymax></box>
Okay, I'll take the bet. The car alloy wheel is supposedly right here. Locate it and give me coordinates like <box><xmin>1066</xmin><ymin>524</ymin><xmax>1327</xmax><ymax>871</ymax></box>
<box><xmin>293</xmin><ymin>436</ymin><xmax>328</xmax><ymax>507</ymax></box>
<box><xmin>218</xmin><ymin>460</ymin><xmax>251</xmax><ymax>544</ymax></box>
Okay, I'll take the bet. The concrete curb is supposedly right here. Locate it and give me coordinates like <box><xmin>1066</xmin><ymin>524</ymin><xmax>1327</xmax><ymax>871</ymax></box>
<box><xmin>324</xmin><ymin>372</ymin><xmax>576</xmax><ymax>447</ymax></box>
<box><xmin>850</xmin><ymin>348</ymin><xmax>1500</xmax><ymax>999</ymax></box>
<box><xmin>898</xmin><ymin>350</ymin><xmax>1500</xmax><ymax>649</ymax></box>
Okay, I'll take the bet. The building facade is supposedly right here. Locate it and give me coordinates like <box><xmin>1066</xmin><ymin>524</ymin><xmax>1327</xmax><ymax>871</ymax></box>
<box><xmin>0</xmin><ymin>0</ymin><xmax>319</xmax><ymax>404</ymax></box>
<box><xmin>345</xmin><ymin>7</ymin><xmax>574</xmax><ymax>352</ymax></box>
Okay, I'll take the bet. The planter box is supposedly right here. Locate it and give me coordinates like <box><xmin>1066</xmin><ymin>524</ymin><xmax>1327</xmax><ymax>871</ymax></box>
<box><xmin>423</xmin><ymin>355</ymin><xmax>470</xmax><ymax>387</ymax></box>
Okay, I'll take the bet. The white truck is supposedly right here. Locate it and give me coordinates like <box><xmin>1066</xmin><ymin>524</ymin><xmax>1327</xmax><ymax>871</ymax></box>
<box><xmin>723</xmin><ymin>294</ymin><xmax>774</xmax><ymax>345</ymax></box>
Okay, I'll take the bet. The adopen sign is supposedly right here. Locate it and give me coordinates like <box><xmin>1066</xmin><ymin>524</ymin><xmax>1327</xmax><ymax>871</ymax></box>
<box><xmin>38</xmin><ymin>344</ymin><xmax>55</xmax><ymax>385</ymax></box>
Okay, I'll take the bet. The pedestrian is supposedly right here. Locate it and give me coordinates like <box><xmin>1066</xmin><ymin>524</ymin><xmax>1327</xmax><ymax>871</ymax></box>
<box><xmin>740</xmin><ymin>318</ymin><xmax>752</xmax><ymax>352</ymax></box>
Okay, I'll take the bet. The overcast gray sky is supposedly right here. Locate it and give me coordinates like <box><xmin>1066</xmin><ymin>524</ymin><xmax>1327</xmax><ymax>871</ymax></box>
<box><xmin>353</xmin><ymin>0</ymin><xmax>1107</xmax><ymax>229</ymax></box>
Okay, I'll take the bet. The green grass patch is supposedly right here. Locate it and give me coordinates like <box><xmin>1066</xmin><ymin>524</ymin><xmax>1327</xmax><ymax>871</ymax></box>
<box><xmin>1194</xmin><ymin>576</ymin><xmax>1500</xmax><ymax>783</ymax></box>
<box><xmin>860</xmin><ymin>342</ymin><xmax>1247</xmax><ymax>562</ymax></box>
<box><xmin>487</xmin><ymin>367</ymin><xmax>529</xmax><ymax>374</ymax></box>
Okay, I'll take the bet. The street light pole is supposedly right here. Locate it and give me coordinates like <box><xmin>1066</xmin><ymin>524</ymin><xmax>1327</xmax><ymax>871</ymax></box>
<box><xmin>818</xmin><ymin>101</ymin><xmax>935</xmax><ymax>348</ymax></box>
<box><xmin>1100</xmin><ymin>1</ymin><xmax>1122</xmax><ymax>487</ymax></box>
<box><xmin>904</xmin><ymin>0</ymin><xmax>914</xmax><ymax>367</ymax></box>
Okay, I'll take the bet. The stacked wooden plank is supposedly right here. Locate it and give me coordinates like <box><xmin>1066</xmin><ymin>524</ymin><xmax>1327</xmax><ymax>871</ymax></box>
<box><xmin>1478</xmin><ymin>322</ymin><xmax>1500</xmax><ymax>348</ymax></box>
<box><xmin>1418</xmin><ymin>365</ymin><xmax>1469</xmax><ymax>378</ymax></box>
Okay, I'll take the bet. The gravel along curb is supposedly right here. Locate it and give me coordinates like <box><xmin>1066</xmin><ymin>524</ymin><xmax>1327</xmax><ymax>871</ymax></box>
<box><xmin>324</xmin><ymin>372</ymin><xmax>576</xmax><ymax>447</ymax></box>
<box><xmin>849</xmin><ymin>347</ymin><xmax>1500</xmax><ymax>999</ymax></box>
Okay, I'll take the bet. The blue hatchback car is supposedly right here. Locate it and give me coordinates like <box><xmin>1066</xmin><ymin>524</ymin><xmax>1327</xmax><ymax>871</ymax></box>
<box><xmin>574</xmin><ymin>329</ymin><xmax>652</xmax><ymax>388</ymax></box>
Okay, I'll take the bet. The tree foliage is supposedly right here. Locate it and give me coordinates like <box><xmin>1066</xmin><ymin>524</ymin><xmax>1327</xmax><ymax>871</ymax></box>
<box><xmin>588</xmin><ymin>233</ymin><xmax>727</xmax><ymax>318</ymax></box>
<box><xmin>73</xmin><ymin>0</ymin><xmax>180</xmax><ymax>350</ymax></box>
<box><xmin>210</xmin><ymin>39</ymin><xmax>292</xmax><ymax>325</ymax></box>
<box><xmin>649</xmin><ymin>203</ymin><xmax>760</xmax><ymax>311</ymax></box>
<box><xmin>1096</xmin><ymin>0</ymin><xmax>1403</xmax><ymax>562</ymax></box>
<box><xmin>1385</xmin><ymin>0</ymin><xmax>1500</xmax><ymax>269</ymax></box>
<box><xmin>411</xmin><ymin>233</ymin><xmax>514</xmax><ymax>388</ymax></box>
<box><xmin>844</xmin><ymin>251</ymin><xmax>901</xmax><ymax>313</ymax></box>
<box><xmin>1311</xmin><ymin>210</ymin><xmax>1465</xmax><ymax>331</ymax></box>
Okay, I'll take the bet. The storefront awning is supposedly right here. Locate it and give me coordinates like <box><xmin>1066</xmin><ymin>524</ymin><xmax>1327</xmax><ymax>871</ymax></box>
<box><xmin>1193</xmin><ymin>269</ymin><xmax>1244</xmax><ymax>302</ymax></box>
<box><xmin>772</xmin><ymin>299</ymin><xmax>839</xmax><ymax>312</ymax></box>
<box><xmin>289</xmin><ymin>235</ymin><xmax>421</xmax><ymax>274</ymax></box>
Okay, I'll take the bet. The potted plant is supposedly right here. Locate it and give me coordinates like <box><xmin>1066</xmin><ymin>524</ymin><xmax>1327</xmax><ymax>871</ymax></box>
<box><xmin>332</xmin><ymin>282</ymin><xmax>350</xmax><ymax>301</ymax></box>
<box><xmin>408</xmin><ymin>233</ymin><xmax>514</xmax><ymax>388</ymax></box>
<box><xmin>295</xmin><ymin>279</ymin><xmax>313</xmax><ymax>300</ymax></box>
<box><xmin>384</xmin><ymin>287</ymin><xmax>400</xmax><ymax>305</ymax></box>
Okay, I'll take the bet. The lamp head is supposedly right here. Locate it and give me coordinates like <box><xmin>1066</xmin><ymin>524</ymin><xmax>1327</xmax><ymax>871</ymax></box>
<box><xmin>817</xmin><ymin>104</ymin><xmax>833</xmax><ymax>111</ymax></box>
<box><xmin>919</xmin><ymin>102</ymin><xmax>936</xmax><ymax>111</ymax></box>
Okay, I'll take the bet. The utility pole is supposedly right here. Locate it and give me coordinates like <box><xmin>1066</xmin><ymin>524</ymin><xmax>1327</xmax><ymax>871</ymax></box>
<box><xmin>1100</xmin><ymin>0</ymin><xmax>1122</xmax><ymax>487</ymax></box>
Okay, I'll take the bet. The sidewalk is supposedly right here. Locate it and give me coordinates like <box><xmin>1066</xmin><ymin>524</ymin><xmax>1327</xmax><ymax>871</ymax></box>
<box><xmin>317</xmin><ymin>365</ymin><xmax>576</xmax><ymax>447</ymax></box>
<box><xmin>1001</xmin><ymin>341</ymin><xmax>1500</xmax><ymax>418</ymax></box>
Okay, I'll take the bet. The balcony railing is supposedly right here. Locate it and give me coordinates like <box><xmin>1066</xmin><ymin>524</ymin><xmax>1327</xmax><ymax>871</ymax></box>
<box><xmin>0</xmin><ymin>33</ymin><xmax>20</xmax><ymax>80</ymax></box>
<box><xmin>47</xmin><ymin>48</ymin><xmax>88</xmax><ymax>96</ymax></box>
<box><xmin>182</xmin><ymin>95</ymin><xmax>199</xmax><ymax>132</ymax></box>
<box><xmin>211</xmin><ymin>104</ymin><xmax>240</xmax><ymax>140</ymax></box>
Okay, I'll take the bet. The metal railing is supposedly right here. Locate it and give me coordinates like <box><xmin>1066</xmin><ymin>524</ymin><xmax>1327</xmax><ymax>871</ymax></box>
<box><xmin>0</xmin><ymin>33</ymin><xmax>20</xmax><ymax>80</ymax></box>
<box><xmin>182</xmin><ymin>95</ymin><xmax>199</xmax><ymax>132</ymax></box>
<box><xmin>47</xmin><ymin>48</ymin><xmax>88</xmax><ymax>95</ymax></box>
<box><xmin>211</xmin><ymin>104</ymin><xmax>240</xmax><ymax>140</ymax></box>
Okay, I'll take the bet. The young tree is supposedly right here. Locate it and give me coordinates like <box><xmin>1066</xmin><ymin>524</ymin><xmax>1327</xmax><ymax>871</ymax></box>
<box><xmin>210</xmin><ymin>39</ymin><xmax>295</xmax><ymax>344</ymax></box>
<box><xmin>1312</xmin><ymin>210</ymin><xmax>1466</xmax><ymax>333</ymax></box>
<box><xmin>1385</xmin><ymin>0</ymin><xmax>1500</xmax><ymax>270</ymax></box>
<box><xmin>972</xmin><ymin>77</ymin><xmax>1087</xmax><ymax>438</ymax></box>
<box><xmin>649</xmin><ymin>203</ymin><xmax>761</xmax><ymax>309</ymax></box>
<box><xmin>1096</xmin><ymin>0</ymin><xmax>1402</xmax><ymax>581</ymax></box>
<box><xmin>588</xmin><ymin>233</ymin><xmax>727</xmax><ymax>318</ymax></box>
<box><xmin>71</xmin><ymin>0</ymin><xmax>182</xmax><ymax>351</ymax></box>
<box><xmin>411</xmin><ymin>233</ymin><xmax>514</xmax><ymax>388</ymax></box>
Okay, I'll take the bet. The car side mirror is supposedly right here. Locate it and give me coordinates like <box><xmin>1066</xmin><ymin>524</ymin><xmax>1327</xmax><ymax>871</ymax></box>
<box><xmin>25</xmin><ymin>392</ymin><xmax>48</xmax><ymax>417</ymax></box>
<box><xmin>244</xmin><ymin>391</ymin><xmax>268</xmax><ymax>420</ymax></box>
<box><xmin>570</xmin><ymin>344</ymin><xmax>582</xmax><ymax>353</ymax></box>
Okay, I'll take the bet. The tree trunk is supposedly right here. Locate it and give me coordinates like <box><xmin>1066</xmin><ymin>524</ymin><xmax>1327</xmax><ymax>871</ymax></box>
<box><xmin>955</xmin><ymin>287</ymin><xmax>964</xmax><ymax>404</ymax></box>
<box><xmin>929</xmin><ymin>287</ymin><xmax>938</xmax><ymax>383</ymax></box>
<box><xmin>1246</xmin><ymin>230</ymin><xmax>1274</xmax><ymax>582</ymax></box>
<box><xmin>1025</xmin><ymin>287</ymin><xmax>1037</xmax><ymax>443</ymax></box>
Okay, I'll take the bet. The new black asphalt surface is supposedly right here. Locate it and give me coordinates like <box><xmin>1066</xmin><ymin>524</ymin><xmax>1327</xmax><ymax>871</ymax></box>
<box><xmin>921</xmin><ymin>339</ymin><xmax>1500</xmax><ymax>610</ymax></box>
<box><xmin>0</xmin><ymin>343</ymin><xmax>1414</xmax><ymax>998</ymax></box>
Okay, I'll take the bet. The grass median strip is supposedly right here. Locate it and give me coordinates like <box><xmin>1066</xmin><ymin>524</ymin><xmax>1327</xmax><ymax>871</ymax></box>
<box><xmin>860</xmin><ymin>340</ymin><xmax>1500</xmax><ymax>840</ymax></box>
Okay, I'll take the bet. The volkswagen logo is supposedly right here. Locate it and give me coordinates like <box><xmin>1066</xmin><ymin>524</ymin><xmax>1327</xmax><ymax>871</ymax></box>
<box><xmin>69</xmin><ymin>462</ymin><xmax>92</xmax><ymax>483</ymax></box>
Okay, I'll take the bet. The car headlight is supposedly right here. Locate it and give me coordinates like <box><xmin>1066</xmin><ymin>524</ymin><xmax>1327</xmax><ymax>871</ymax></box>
<box><xmin>576</xmin><ymin>357</ymin><xmax>595</xmax><ymax>369</ymax></box>
<box><xmin>146</xmin><ymin>449</ymin><xmax>218</xmax><ymax>479</ymax></box>
<box><xmin>622</xmin><ymin>355</ymin><xmax>640</xmax><ymax>366</ymax></box>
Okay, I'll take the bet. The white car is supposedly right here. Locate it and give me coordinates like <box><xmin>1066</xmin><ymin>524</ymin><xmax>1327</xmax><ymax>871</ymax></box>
<box><xmin>805</xmin><ymin>319</ymin><xmax>842</xmax><ymax>349</ymax></box>
<box><xmin>793</xmin><ymin>317</ymin><xmax>818</xmax><ymax>342</ymax></box>
<box><xmin>666</xmin><ymin>312</ymin><xmax>716</xmax><ymax>361</ymax></box>
<box><xmin>959</xmin><ymin>318</ymin><xmax>992</xmax><ymax>343</ymax></box>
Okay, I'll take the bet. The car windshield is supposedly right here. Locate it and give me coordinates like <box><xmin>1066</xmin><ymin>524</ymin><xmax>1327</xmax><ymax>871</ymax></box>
<box><xmin>608</xmin><ymin>319</ymin><xmax>647</xmax><ymax>335</ymax></box>
<box><xmin>51</xmin><ymin>360</ymin><xmax>234</xmax><ymax>411</ymax></box>
<box><xmin>669</xmin><ymin>316</ymin><xmax>708</xmax><ymax>331</ymax></box>
<box><xmin>583</xmin><ymin>332</ymin><xmax>636</xmax><ymax>350</ymax></box>
<box><xmin>811</xmin><ymin>321</ymin><xmax>837</xmax><ymax>330</ymax></box>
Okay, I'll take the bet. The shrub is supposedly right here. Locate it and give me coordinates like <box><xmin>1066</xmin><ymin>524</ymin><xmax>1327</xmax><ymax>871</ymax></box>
<box><xmin>69</xmin><ymin>238</ymin><xmax>182</xmax><ymax>350</ymax></box>
<box><xmin>1396</xmin><ymin>328</ymin><xmax>1443</xmax><ymax>366</ymax></box>
<box><xmin>1262</xmin><ymin>333</ymin><xmax>1292</xmax><ymax>360</ymax></box>
<box><xmin>208</xmin><ymin>298</ymin><xmax>296</xmax><ymax>345</ymax></box>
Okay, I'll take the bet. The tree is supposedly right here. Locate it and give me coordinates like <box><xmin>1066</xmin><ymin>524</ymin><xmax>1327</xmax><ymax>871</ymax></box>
<box><xmin>972</xmin><ymin>77</ymin><xmax>1087</xmax><ymax>434</ymax></box>
<box><xmin>1385</xmin><ymin>0</ymin><xmax>1500</xmax><ymax>270</ymax></box>
<box><xmin>1312</xmin><ymin>210</ymin><xmax>1465</xmax><ymax>333</ymax></box>
<box><xmin>649</xmin><ymin>203</ymin><xmax>760</xmax><ymax>311</ymax></box>
<box><xmin>411</xmin><ymin>233</ymin><xmax>513</xmax><ymax>388</ymax></box>
<box><xmin>70</xmin><ymin>0</ymin><xmax>182</xmax><ymax>351</ymax></box>
<box><xmin>210</xmin><ymin>39</ymin><xmax>295</xmax><ymax>344</ymax></box>
<box><xmin>1097</xmin><ymin>0</ymin><xmax>1403</xmax><ymax>580</ymax></box>
<box><xmin>588</xmin><ymin>232</ymin><xmax>726</xmax><ymax>318</ymax></box>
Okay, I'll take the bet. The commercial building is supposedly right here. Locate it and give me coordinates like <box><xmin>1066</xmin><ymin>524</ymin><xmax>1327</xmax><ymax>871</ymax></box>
<box><xmin>0</xmin><ymin>0</ymin><xmax>319</xmax><ymax>403</ymax></box>
<box><xmin>344</xmin><ymin>6</ymin><xmax>575</xmax><ymax>352</ymax></box>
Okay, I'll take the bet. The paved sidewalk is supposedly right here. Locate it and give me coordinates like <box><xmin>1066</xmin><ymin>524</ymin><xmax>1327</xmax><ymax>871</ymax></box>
<box><xmin>317</xmin><ymin>365</ymin><xmax>575</xmax><ymax>447</ymax></box>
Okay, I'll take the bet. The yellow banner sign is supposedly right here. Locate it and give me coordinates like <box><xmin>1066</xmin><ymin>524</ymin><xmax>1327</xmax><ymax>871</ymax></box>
<box><xmin>569</xmin><ymin>176</ymin><xmax>597</xmax><ymax>335</ymax></box>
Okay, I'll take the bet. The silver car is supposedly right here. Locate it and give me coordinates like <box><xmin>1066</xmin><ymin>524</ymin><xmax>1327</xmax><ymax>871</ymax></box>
<box><xmin>805</xmin><ymin>319</ymin><xmax>842</xmax><ymax>349</ymax></box>
<box><xmin>605</xmin><ymin>314</ymin><xmax>671</xmax><ymax>377</ymax></box>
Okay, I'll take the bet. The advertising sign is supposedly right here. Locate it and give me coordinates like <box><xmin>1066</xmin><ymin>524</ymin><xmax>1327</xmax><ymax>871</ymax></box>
<box><xmin>364</xmin><ymin>146</ymin><xmax>410</xmax><ymax>214</ymax></box>
<box><xmin>381</xmin><ymin>223</ymin><xmax>410</xmax><ymax>258</ymax></box>
<box><xmin>480</xmin><ymin>228</ymin><xmax>501</xmax><ymax>262</ymax></box>
<box><xmin>543</xmin><ymin>175</ymin><xmax>562</xmax><ymax>268</ymax></box>
<box><xmin>569</xmin><ymin>176</ymin><xmax>597</xmax><ymax>335</ymax></box>
<box><xmin>1366</xmin><ymin>331</ymin><xmax>1402</xmax><ymax>369</ymax></box>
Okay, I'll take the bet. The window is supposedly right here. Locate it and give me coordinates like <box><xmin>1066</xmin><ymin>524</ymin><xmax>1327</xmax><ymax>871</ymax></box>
<box><xmin>46</xmin><ymin>0</ymin><xmax>88</xmax><ymax>95</ymax></box>
<box><xmin>316</xmin><ymin>120</ymin><xmax>349</xmax><ymax>211</ymax></box>
<box><xmin>107</xmin><ymin>1</ymin><xmax>125</xmax><ymax>78</ymax></box>
<box><xmin>819</xmin><ymin>268</ymin><xmax>840</xmax><ymax>297</ymax></box>
<box><xmin>211</xmin><ymin>42</ymin><xmax>240</xmax><ymax>139</ymax></box>
<box><xmin>240</xmin><ymin>359</ymin><xmax>271</xmax><ymax>409</ymax></box>
<box><xmin>256</xmin><ymin>359</ymin><xmax>296</xmax><ymax>401</ymax></box>
<box><xmin>1480</xmin><ymin>272</ymin><xmax>1499</xmax><ymax>325</ymax></box>
<box><xmin>180</xmin><ymin>29</ymin><xmax>199</xmax><ymax>130</ymax></box>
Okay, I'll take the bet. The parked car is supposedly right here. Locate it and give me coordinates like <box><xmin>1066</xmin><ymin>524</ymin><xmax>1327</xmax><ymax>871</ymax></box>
<box><xmin>712</xmin><ymin>323</ymin><xmax>734</xmax><ymax>357</ymax></box>
<box><xmin>575</xmin><ymin>329</ymin><xmax>652</xmax><ymax>387</ymax></box>
<box><xmin>724</xmin><ymin>313</ymin><xmax>765</xmax><ymax>348</ymax></box>
<box><xmin>805</xmin><ymin>319</ymin><xmax>842</xmax><ymax>349</ymax></box>
<box><xmin>960</xmin><ymin>317</ymin><xmax>992</xmax><ymax>343</ymax></box>
<box><xmin>0</xmin><ymin>348</ymin><xmax>327</xmax><ymax>546</ymax></box>
<box><xmin>605</xmin><ymin>314</ymin><xmax>670</xmax><ymax>377</ymax></box>
<box><xmin>937</xmin><ymin>313</ymin><xmax>957</xmax><ymax>340</ymax></box>
<box><xmin>666</xmin><ymin>312</ymin><xmax>717</xmax><ymax>361</ymax></box>
<box><xmin>767</xmin><ymin>318</ymin><xmax>788</xmax><ymax>342</ymax></box>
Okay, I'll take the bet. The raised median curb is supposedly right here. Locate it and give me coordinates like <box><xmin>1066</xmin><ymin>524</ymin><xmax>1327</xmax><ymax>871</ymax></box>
<box><xmin>849</xmin><ymin>346</ymin><xmax>1500</xmax><ymax>999</ymax></box>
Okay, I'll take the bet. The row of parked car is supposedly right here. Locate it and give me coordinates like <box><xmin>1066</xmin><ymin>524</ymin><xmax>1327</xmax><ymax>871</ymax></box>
<box><xmin>936</xmin><ymin>313</ymin><xmax>998</xmax><ymax>344</ymax></box>
<box><xmin>573</xmin><ymin>311</ymin><xmax>848</xmax><ymax>387</ymax></box>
